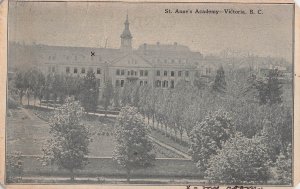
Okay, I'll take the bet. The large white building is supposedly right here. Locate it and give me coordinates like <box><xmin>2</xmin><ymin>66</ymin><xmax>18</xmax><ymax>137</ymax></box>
<box><xmin>9</xmin><ymin>15</ymin><xmax>216</xmax><ymax>88</ymax></box>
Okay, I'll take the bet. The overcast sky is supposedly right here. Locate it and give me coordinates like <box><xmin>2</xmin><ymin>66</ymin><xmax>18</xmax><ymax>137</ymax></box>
<box><xmin>8</xmin><ymin>2</ymin><xmax>294</xmax><ymax>62</ymax></box>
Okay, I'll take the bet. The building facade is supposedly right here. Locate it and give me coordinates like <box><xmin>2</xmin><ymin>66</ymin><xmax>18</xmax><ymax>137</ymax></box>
<box><xmin>10</xmin><ymin>15</ymin><xmax>216</xmax><ymax>89</ymax></box>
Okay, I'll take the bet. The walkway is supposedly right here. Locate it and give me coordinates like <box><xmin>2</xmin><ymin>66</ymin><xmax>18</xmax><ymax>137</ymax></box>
<box><xmin>148</xmin><ymin>136</ymin><xmax>191</xmax><ymax>160</ymax></box>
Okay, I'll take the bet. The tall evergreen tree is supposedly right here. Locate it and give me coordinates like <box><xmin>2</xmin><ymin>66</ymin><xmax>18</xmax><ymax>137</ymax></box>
<box><xmin>256</xmin><ymin>69</ymin><xmax>282</xmax><ymax>105</ymax></box>
<box><xmin>80</xmin><ymin>70</ymin><xmax>99</xmax><ymax>113</ymax></box>
<box><xmin>102</xmin><ymin>79</ymin><xmax>114</xmax><ymax>116</ymax></box>
<box><xmin>211</xmin><ymin>66</ymin><xmax>226</xmax><ymax>94</ymax></box>
<box><xmin>267</xmin><ymin>69</ymin><xmax>282</xmax><ymax>104</ymax></box>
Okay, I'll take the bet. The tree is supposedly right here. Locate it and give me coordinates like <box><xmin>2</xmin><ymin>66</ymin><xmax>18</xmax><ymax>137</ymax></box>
<box><xmin>193</xmin><ymin>71</ymin><xmax>208</xmax><ymax>90</ymax></box>
<box><xmin>34</xmin><ymin>70</ymin><xmax>46</xmax><ymax>107</ymax></box>
<box><xmin>189</xmin><ymin>109</ymin><xmax>234</xmax><ymax>171</ymax></box>
<box><xmin>102</xmin><ymin>79</ymin><xmax>114</xmax><ymax>116</ymax></box>
<box><xmin>211</xmin><ymin>66</ymin><xmax>226</xmax><ymax>94</ymax></box>
<box><xmin>273</xmin><ymin>144</ymin><xmax>292</xmax><ymax>185</ymax></box>
<box><xmin>113</xmin><ymin>106</ymin><xmax>155</xmax><ymax>182</ymax></box>
<box><xmin>44</xmin><ymin>74</ymin><xmax>53</xmax><ymax>108</ymax></box>
<box><xmin>42</xmin><ymin>97</ymin><xmax>90</xmax><ymax>181</ymax></box>
<box><xmin>14</xmin><ymin>71</ymin><xmax>26</xmax><ymax>105</ymax></box>
<box><xmin>266</xmin><ymin>69</ymin><xmax>282</xmax><ymax>104</ymax></box>
<box><xmin>52</xmin><ymin>74</ymin><xmax>64</xmax><ymax>106</ymax></box>
<box><xmin>250</xmin><ymin>69</ymin><xmax>282</xmax><ymax>105</ymax></box>
<box><xmin>206</xmin><ymin>134</ymin><xmax>271</xmax><ymax>184</ymax></box>
<box><xmin>80</xmin><ymin>70</ymin><xmax>99</xmax><ymax>113</ymax></box>
<box><xmin>113</xmin><ymin>86</ymin><xmax>121</xmax><ymax>109</ymax></box>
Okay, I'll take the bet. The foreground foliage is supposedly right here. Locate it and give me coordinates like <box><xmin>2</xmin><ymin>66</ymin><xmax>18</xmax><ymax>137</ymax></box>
<box><xmin>42</xmin><ymin>97</ymin><xmax>90</xmax><ymax>181</ymax></box>
<box><xmin>113</xmin><ymin>106</ymin><xmax>155</xmax><ymax>182</ymax></box>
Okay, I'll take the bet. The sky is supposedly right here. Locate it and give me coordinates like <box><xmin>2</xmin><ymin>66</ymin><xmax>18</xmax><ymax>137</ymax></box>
<box><xmin>8</xmin><ymin>1</ymin><xmax>294</xmax><ymax>62</ymax></box>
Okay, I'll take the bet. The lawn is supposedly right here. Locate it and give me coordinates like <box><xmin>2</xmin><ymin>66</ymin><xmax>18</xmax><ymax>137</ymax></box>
<box><xmin>7</xmin><ymin>107</ymin><xmax>184</xmax><ymax>158</ymax></box>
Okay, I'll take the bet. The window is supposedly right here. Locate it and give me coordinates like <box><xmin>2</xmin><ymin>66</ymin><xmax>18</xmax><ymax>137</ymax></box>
<box><xmin>209</xmin><ymin>68</ymin><xmax>212</xmax><ymax>74</ymax></box>
<box><xmin>97</xmin><ymin>68</ymin><xmax>101</xmax><ymax>74</ymax></box>
<box><xmin>140</xmin><ymin>81</ymin><xmax>143</xmax><ymax>86</ymax></box>
<box><xmin>48</xmin><ymin>66</ymin><xmax>51</xmax><ymax>72</ymax></box>
<box><xmin>145</xmin><ymin>70</ymin><xmax>148</xmax><ymax>76</ymax></box>
<box><xmin>131</xmin><ymin>70</ymin><xmax>134</xmax><ymax>76</ymax></box>
<box><xmin>164</xmin><ymin>59</ymin><xmax>167</xmax><ymax>63</ymax></box>
<box><xmin>128</xmin><ymin>71</ymin><xmax>130</xmax><ymax>75</ymax></box>
<box><xmin>156</xmin><ymin>80</ymin><xmax>161</xmax><ymax>87</ymax></box>
<box><xmin>116</xmin><ymin>69</ymin><xmax>120</xmax><ymax>75</ymax></box>
<box><xmin>52</xmin><ymin>67</ymin><xmax>55</xmax><ymax>72</ymax></box>
<box><xmin>163</xmin><ymin>80</ymin><xmax>168</xmax><ymax>88</ymax></box>
<box><xmin>74</xmin><ymin>67</ymin><xmax>78</xmax><ymax>74</ymax></box>
<box><xmin>144</xmin><ymin>81</ymin><xmax>148</xmax><ymax>85</ymax></box>
<box><xmin>116</xmin><ymin>80</ymin><xmax>120</xmax><ymax>87</ymax></box>
<box><xmin>121</xmin><ymin>80</ymin><xmax>125</xmax><ymax>87</ymax></box>
<box><xmin>171</xmin><ymin>80</ymin><xmax>175</xmax><ymax>88</ymax></box>
<box><xmin>140</xmin><ymin>70</ymin><xmax>144</xmax><ymax>76</ymax></box>
<box><xmin>206</xmin><ymin>68</ymin><xmax>209</xmax><ymax>75</ymax></box>
<box><xmin>135</xmin><ymin>71</ymin><xmax>137</xmax><ymax>76</ymax></box>
<box><xmin>164</xmin><ymin>71</ymin><xmax>168</xmax><ymax>76</ymax></box>
<box><xmin>75</xmin><ymin>56</ymin><xmax>77</xmax><ymax>61</ymax></box>
<box><xmin>178</xmin><ymin>71</ymin><xmax>182</xmax><ymax>77</ymax></box>
<box><xmin>171</xmin><ymin>71</ymin><xmax>175</xmax><ymax>77</ymax></box>
<box><xmin>81</xmin><ymin>68</ymin><xmax>85</xmax><ymax>74</ymax></box>
<box><xmin>171</xmin><ymin>59</ymin><xmax>174</xmax><ymax>63</ymax></box>
<box><xmin>121</xmin><ymin>70</ymin><xmax>125</xmax><ymax>75</ymax></box>
<box><xmin>157</xmin><ymin>70</ymin><xmax>160</xmax><ymax>76</ymax></box>
<box><xmin>185</xmin><ymin>71</ymin><xmax>189</xmax><ymax>77</ymax></box>
<box><xmin>66</xmin><ymin>67</ymin><xmax>70</xmax><ymax>73</ymax></box>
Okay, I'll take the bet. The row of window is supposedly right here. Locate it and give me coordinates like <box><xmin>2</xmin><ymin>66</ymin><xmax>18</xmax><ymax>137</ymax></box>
<box><xmin>66</xmin><ymin>67</ymin><xmax>101</xmax><ymax>74</ymax></box>
<box><xmin>116</xmin><ymin>69</ymin><xmax>149</xmax><ymax>77</ymax></box>
<box><xmin>155</xmin><ymin>80</ymin><xmax>175</xmax><ymax>88</ymax></box>
<box><xmin>152</xmin><ymin>58</ymin><xmax>188</xmax><ymax>64</ymax></box>
<box><xmin>115</xmin><ymin>79</ymin><xmax>150</xmax><ymax>88</ymax></box>
<box><xmin>47</xmin><ymin>66</ymin><xmax>102</xmax><ymax>74</ymax></box>
<box><xmin>156</xmin><ymin>70</ymin><xmax>189</xmax><ymax>77</ymax></box>
<box><xmin>115</xmin><ymin>69</ymin><xmax>190</xmax><ymax>77</ymax></box>
<box><xmin>48</xmin><ymin>56</ymin><xmax>102</xmax><ymax>62</ymax></box>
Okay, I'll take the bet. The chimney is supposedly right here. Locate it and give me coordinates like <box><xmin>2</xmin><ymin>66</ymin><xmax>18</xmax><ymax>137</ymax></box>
<box><xmin>156</xmin><ymin>42</ymin><xmax>160</xmax><ymax>46</ymax></box>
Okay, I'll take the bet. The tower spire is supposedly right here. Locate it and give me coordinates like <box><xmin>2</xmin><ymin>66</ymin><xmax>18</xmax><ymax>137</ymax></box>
<box><xmin>120</xmin><ymin>13</ymin><xmax>132</xmax><ymax>50</ymax></box>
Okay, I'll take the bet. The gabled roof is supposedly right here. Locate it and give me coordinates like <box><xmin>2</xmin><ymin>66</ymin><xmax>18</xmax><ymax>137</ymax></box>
<box><xmin>110</xmin><ymin>52</ymin><xmax>152</xmax><ymax>68</ymax></box>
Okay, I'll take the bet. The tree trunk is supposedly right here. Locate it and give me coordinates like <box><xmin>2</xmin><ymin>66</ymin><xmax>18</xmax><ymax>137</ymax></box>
<box><xmin>152</xmin><ymin>114</ymin><xmax>155</xmax><ymax>128</ymax></box>
<box><xmin>165</xmin><ymin>125</ymin><xmax>168</xmax><ymax>137</ymax></box>
<box><xmin>180</xmin><ymin>131</ymin><xmax>183</xmax><ymax>144</ymax></box>
<box><xmin>19</xmin><ymin>92</ymin><xmax>23</xmax><ymax>105</ymax></box>
<box><xmin>70</xmin><ymin>169</ymin><xmax>75</xmax><ymax>181</ymax></box>
<box><xmin>126</xmin><ymin>168</ymin><xmax>131</xmax><ymax>183</ymax></box>
<box><xmin>147</xmin><ymin>114</ymin><xmax>150</xmax><ymax>124</ymax></box>
<box><xmin>27</xmin><ymin>95</ymin><xmax>30</xmax><ymax>106</ymax></box>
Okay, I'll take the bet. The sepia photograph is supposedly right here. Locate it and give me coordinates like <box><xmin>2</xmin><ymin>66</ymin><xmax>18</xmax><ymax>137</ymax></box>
<box><xmin>5</xmin><ymin>1</ymin><xmax>294</xmax><ymax>186</ymax></box>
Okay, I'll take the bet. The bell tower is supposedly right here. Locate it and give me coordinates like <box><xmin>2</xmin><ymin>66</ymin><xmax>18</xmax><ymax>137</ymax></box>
<box><xmin>120</xmin><ymin>14</ymin><xmax>132</xmax><ymax>51</ymax></box>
